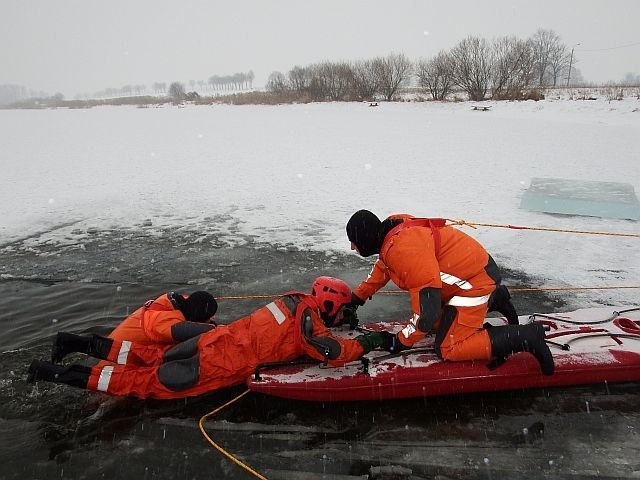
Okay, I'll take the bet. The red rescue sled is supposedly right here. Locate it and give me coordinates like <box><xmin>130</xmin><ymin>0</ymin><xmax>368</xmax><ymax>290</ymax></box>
<box><xmin>247</xmin><ymin>306</ymin><xmax>640</xmax><ymax>401</ymax></box>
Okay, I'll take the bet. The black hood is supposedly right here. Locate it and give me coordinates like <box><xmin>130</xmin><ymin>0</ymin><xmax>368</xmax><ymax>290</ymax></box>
<box><xmin>346</xmin><ymin>210</ymin><xmax>383</xmax><ymax>257</ymax></box>
<box><xmin>183</xmin><ymin>291</ymin><xmax>218</xmax><ymax>322</ymax></box>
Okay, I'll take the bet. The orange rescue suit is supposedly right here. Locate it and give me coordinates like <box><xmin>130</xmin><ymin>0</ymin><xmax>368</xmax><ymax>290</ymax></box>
<box><xmin>353</xmin><ymin>214</ymin><xmax>497</xmax><ymax>361</ymax></box>
<box><xmin>109</xmin><ymin>293</ymin><xmax>189</xmax><ymax>345</ymax></box>
<box><xmin>86</xmin><ymin>293</ymin><xmax>365</xmax><ymax>399</ymax></box>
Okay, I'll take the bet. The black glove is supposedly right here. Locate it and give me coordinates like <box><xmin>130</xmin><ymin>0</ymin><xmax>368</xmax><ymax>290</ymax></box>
<box><xmin>342</xmin><ymin>306</ymin><xmax>360</xmax><ymax>330</ymax></box>
<box><xmin>355</xmin><ymin>332</ymin><xmax>385</xmax><ymax>353</ymax></box>
<box><xmin>350</xmin><ymin>293</ymin><xmax>366</xmax><ymax>307</ymax></box>
<box><xmin>379</xmin><ymin>331</ymin><xmax>406</xmax><ymax>354</ymax></box>
<box><xmin>342</xmin><ymin>293</ymin><xmax>365</xmax><ymax>329</ymax></box>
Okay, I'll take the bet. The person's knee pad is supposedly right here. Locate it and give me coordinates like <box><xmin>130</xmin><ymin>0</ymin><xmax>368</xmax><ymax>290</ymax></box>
<box><xmin>157</xmin><ymin>354</ymin><xmax>200</xmax><ymax>391</ymax></box>
<box><xmin>434</xmin><ymin>305</ymin><xmax>458</xmax><ymax>358</ymax></box>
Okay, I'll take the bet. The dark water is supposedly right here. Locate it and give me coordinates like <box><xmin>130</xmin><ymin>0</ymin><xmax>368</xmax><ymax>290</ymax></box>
<box><xmin>1</xmin><ymin>228</ymin><xmax>639</xmax><ymax>479</ymax></box>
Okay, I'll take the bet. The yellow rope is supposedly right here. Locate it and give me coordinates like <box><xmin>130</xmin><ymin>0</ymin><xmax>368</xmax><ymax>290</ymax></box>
<box><xmin>215</xmin><ymin>285</ymin><xmax>640</xmax><ymax>301</ymax></box>
<box><xmin>194</xmin><ymin>219</ymin><xmax>636</xmax><ymax>476</ymax></box>
<box><xmin>210</xmin><ymin>219</ymin><xmax>637</xmax><ymax>301</ymax></box>
<box><xmin>446</xmin><ymin>218</ymin><xmax>640</xmax><ymax>238</ymax></box>
<box><xmin>376</xmin><ymin>285</ymin><xmax>640</xmax><ymax>295</ymax></box>
<box><xmin>510</xmin><ymin>285</ymin><xmax>640</xmax><ymax>292</ymax></box>
<box><xmin>216</xmin><ymin>294</ymin><xmax>277</xmax><ymax>300</ymax></box>
<box><xmin>198</xmin><ymin>389</ymin><xmax>268</xmax><ymax>480</ymax></box>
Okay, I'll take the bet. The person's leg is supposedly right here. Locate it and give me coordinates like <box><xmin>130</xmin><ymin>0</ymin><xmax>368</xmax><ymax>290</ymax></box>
<box><xmin>488</xmin><ymin>285</ymin><xmax>519</xmax><ymax>325</ymax></box>
<box><xmin>27</xmin><ymin>360</ymin><xmax>91</xmax><ymax>388</ymax></box>
<box><xmin>435</xmin><ymin>304</ymin><xmax>492</xmax><ymax>361</ymax></box>
<box><xmin>88</xmin><ymin>350</ymin><xmax>239</xmax><ymax>399</ymax></box>
<box><xmin>28</xmin><ymin>357</ymin><xmax>202</xmax><ymax>399</ymax></box>
<box><xmin>52</xmin><ymin>332</ymin><xmax>165</xmax><ymax>366</ymax></box>
<box><xmin>33</xmin><ymin>332</ymin><xmax>253</xmax><ymax>399</ymax></box>
<box><xmin>486</xmin><ymin>323</ymin><xmax>554</xmax><ymax>375</ymax></box>
<box><xmin>435</xmin><ymin>305</ymin><xmax>554</xmax><ymax>375</ymax></box>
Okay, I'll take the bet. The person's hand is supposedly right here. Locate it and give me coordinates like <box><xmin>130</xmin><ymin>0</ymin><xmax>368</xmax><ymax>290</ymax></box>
<box><xmin>355</xmin><ymin>331</ymin><xmax>408</xmax><ymax>354</ymax></box>
<box><xmin>342</xmin><ymin>306</ymin><xmax>359</xmax><ymax>330</ymax></box>
<box><xmin>350</xmin><ymin>293</ymin><xmax>366</xmax><ymax>308</ymax></box>
<box><xmin>379</xmin><ymin>331</ymin><xmax>406</xmax><ymax>354</ymax></box>
<box><xmin>354</xmin><ymin>332</ymin><xmax>385</xmax><ymax>353</ymax></box>
<box><xmin>342</xmin><ymin>293</ymin><xmax>366</xmax><ymax>329</ymax></box>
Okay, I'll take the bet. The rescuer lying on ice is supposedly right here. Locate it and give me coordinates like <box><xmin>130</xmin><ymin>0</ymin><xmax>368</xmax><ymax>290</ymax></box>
<box><xmin>345</xmin><ymin>210</ymin><xmax>555</xmax><ymax>376</ymax></box>
<box><xmin>27</xmin><ymin>277</ymin><xmax>388</xmax><ymax>399</ymax></box>
<box><xmin>108</xmin><ymin>290</ymin><xmax>219</xmax><ymax>346</ymax></box>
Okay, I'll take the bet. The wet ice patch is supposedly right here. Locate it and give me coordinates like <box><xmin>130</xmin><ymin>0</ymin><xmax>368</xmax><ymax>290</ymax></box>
<box><xmin>520</xmin><ymin>177</ymin><xmax>640</xmax><ymax>220</ymax></box>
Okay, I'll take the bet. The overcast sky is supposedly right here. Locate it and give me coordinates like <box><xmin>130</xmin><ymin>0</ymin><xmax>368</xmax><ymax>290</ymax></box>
<box><xmin>2</xmin><ymin>0</ymin><xmax>639</xmax><ymax>97</ymax></box>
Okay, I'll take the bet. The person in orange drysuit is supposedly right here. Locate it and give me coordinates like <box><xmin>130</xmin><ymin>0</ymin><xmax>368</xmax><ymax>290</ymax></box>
<box><xmin>108</xmin><ymin>291</ymin><xmax>218</xmax><ymax>345</ymax></box>
<box><xmin>27</xmin><ymin>277</ymin><xmax>388</xmax><ymax>399</ymax></box>
<box><xmin>345</xmin><ymin>210</ymin><xmax>554</xmax><ymax>375</ymax></box>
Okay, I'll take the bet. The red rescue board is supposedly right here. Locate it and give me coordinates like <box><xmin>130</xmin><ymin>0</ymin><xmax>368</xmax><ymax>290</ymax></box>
<box><xmin>246</xmin><ymin>307</ymin><xmax>640</xmax><ymax>401</ymax></box>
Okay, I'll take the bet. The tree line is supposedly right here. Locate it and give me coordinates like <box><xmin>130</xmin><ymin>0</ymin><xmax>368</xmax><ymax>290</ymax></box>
<box><xmin>77</xmin><ymin>70</ymin><xmax>255</xmax><ymax>100</ymax></box>
<box><xmin>266</xmin><ymin>29</ymin><xmax>585</xmax><ymax>102</ymax></box>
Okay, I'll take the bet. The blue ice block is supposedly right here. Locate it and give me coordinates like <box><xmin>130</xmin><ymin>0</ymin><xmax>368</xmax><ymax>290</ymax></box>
<box><xmin>520</xmin><ymin>178</ymin><xmax>640</xmax><ymax>221</ymax></box>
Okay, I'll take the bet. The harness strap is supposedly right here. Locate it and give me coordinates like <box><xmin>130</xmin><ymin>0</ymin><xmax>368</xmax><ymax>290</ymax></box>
<box><xmin>143</xmin><ymin>299</ymin><xmax>167</xmax><ymax>311</ymax></box>
<box><xmin>137</xmin><ymin>296</ymin><xmax>179</xmax><ymax>329</ymax></box>
<box><xmin>280</xmin><ymin>292</ymin><xmax>303</xmax><ymax>316</ymax></box>
<box><xmin>381</xmin><ymin>218</ymin><xmax>446</xmax><ymax>259</ymax></box>
<box><xmin>274</xmin><ymin>292</ymin><xmax>307</xmax><ymax>350</ymax></box>
<box><xmin>144</xmin><ymin>293</ymin><xmax>178</xmax><ymax>312</ymax></box>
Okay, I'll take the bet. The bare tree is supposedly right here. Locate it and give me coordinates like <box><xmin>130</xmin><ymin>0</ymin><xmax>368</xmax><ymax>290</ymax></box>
<box><xmin>288</xmin><ymin>65</ymin><xmax>312</xmax><ymax>94</ymax></box>
<box><xmin>547</xmin><ymin>43</ymin><xmax>570</xmax><ymax>87</ymax></box>
<box><xmin>266</xmin><ymin>71</ymin><xmax>288</xmax><ymax>93</ymax></box>
<box><xmin>450</xmin><ymin>36</ymin><xmax>493</xmax><ymax>101</ymax></box>
<box><xmin>314</xmin><ymin>61</ymin><xmax>353</xmax><ymax>100</ymax></box>
<box><xmin>121</xmin><ymin>85</ymin><xmax>133</xmax><ymax>97</ymax></box>
<box><xmin>0</xmin><ymin>84</ymin><xmax>29</xmax><ymax>106</ymax></box>
<box><xmin>168</xmin><ymin>82</ymin><xmax>186</xmax><ymax>99</ymax></box>
<box><xmin>350</xmin><ymin>59</ymin><xmax>380</xmax><ymax>100</ymax></box>
<box><xmin>233</xmin><ymin>73</ymin><xmax>241</xmax><ymax>90</ymax></box>
<box><xmin>305</xmin><ymin>64</ymin><xmax>330</xmax><ymax>100</ymax></box>
<box><xmin>568</xmin><ymin>67</ymin><xmax>584</xmax><ymax>86</ymax></box>
<box><xmin>416</xmin><ymin>51</ymin><xmax>455</xmax><ymax>100</ymax></box>
<box><xmin>376</xmin><ymin>53</ymin><xmax>413</xmax><ymax>101</ymax></box>
<box><xmin>491</xmin><ymin>36</ymin><xmax>536</xmax><ymax>99</ymax></box>
<box><xmin>530</xmin><ymin>29</ymin><xmax>566</xmax><ymax>86</ymax></box>
<box><xmin>623</xmin><ymin>72</ymin><xmax>640</xmax><ymax>86</ymax></box>
<box><xmin>152</xmin><ymin>82</ymin><xmax>166</xmax><ymax>94</ymax></box>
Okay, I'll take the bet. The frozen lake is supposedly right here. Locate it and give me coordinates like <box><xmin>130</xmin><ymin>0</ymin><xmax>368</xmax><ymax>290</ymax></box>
<box><xmin>1</xmin><ymin>100</ymin><xmax>639</xmax><ymax>479</ymax></box>
<box><xmin>1</xmin><ymin>100</ymin><xmax>639</xmax><ymax>306</ymax></box>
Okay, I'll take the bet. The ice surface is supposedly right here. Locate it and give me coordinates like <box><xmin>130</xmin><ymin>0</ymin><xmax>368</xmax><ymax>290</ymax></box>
<box><xmin>1</xmin><ymin>100</ymin><xmax>639</xmax><ymax>306</ymax></box>
<box><xmin>520</xmin><ymin>177</ymin><xmax>640</xmax><ymax>220</ymax></box>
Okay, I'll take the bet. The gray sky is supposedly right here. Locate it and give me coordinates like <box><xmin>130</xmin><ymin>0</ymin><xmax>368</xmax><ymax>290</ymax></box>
<box><xmin>2</xmin><ymin>0</ymin><xmax>639</xmax><ymax>97</ymax></box>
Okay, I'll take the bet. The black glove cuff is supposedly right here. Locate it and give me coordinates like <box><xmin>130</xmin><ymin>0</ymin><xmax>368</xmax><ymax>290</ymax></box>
<box><xmin>351</xmin><ymin>293</ymin><xmax>366</xmax><ymax>307</ymax></box>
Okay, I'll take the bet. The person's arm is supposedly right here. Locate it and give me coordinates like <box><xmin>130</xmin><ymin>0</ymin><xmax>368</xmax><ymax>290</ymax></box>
<box><xmin>353</xmin><ymin>259</ymin><xmax>390</xmax><ymax>304</ymax></box>
<box><xmin>143</xmin><ymin>310</ymin><xmax>215</xmax><ymax>343</ymax></box>
<box><xmin>386</xmin><ymin>241</ymin><xmax>442</xmax><ymax>350</ymax></box>
<box><xmin>170</xmin><ymin>320</ymin><xmax>215</xmax><ymax>342</ymax></box>
<box><xmin>299</xmin><ymin>308</ymin><xmax>366</xmax><ymax>366</ymax></box>
<box><xmin>396</xmin><ymin>287</ymin><xmax>442</xmax><ymax>348</ymax></box>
